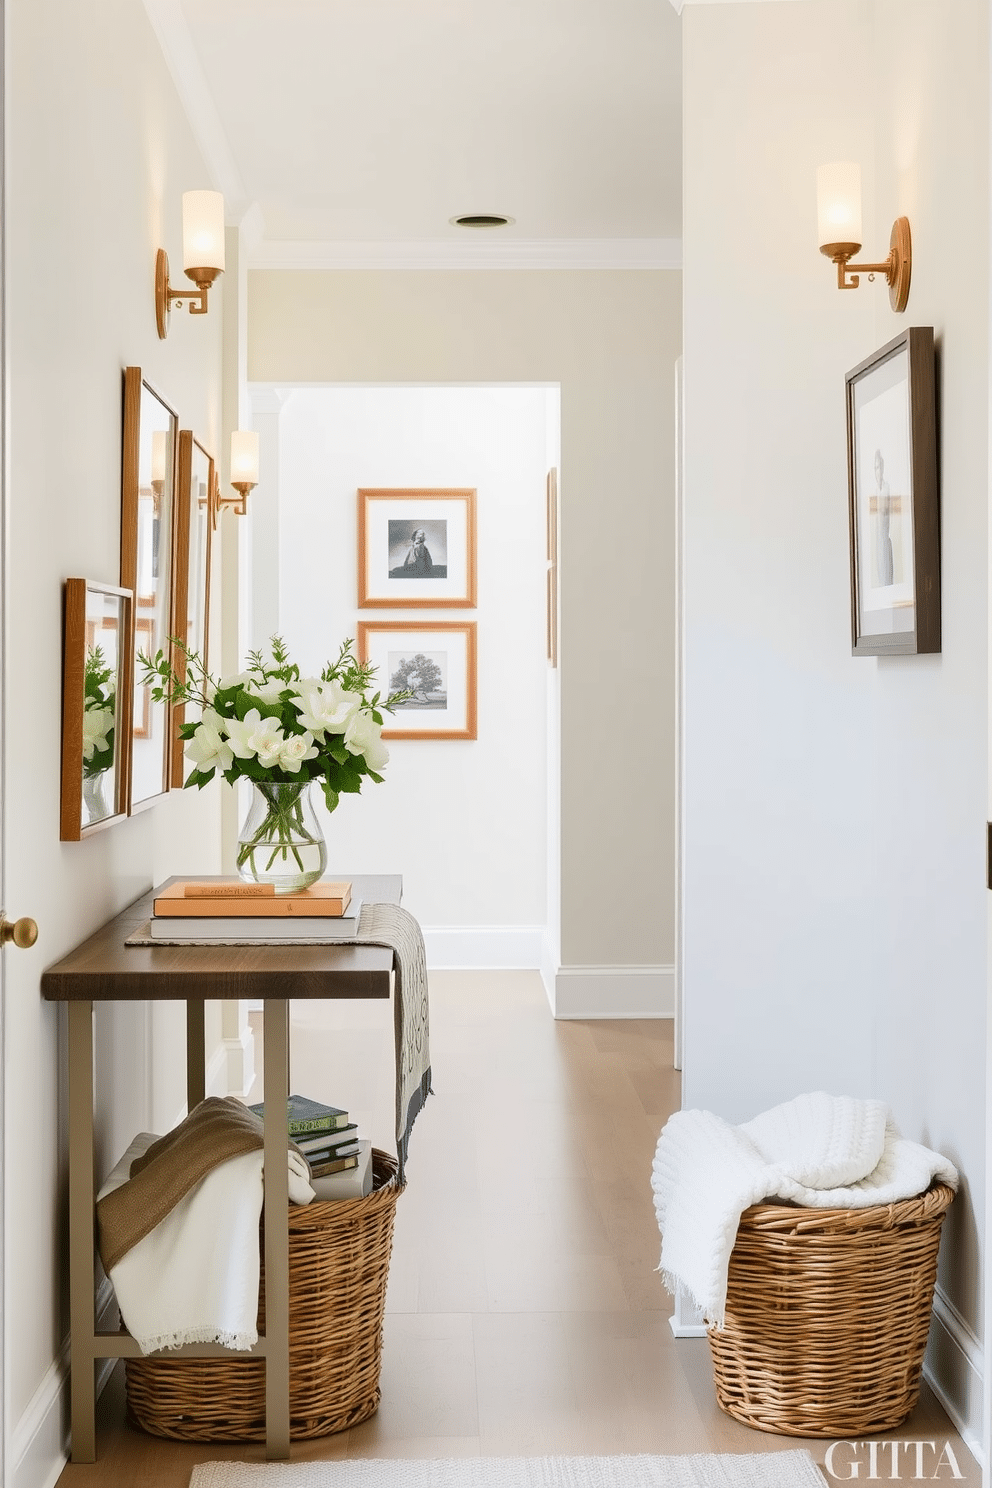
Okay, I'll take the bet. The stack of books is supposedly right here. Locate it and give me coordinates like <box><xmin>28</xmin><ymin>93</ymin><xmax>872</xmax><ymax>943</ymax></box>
<box><xmin>148</xmin><ymin>878</ymin><xmax>359</xmax><ymax>942</ymax></box>
<box><xmin>249</xmin><ymin>1093</ymin><xmax>373</xmax><ymax>1198</ymax></box>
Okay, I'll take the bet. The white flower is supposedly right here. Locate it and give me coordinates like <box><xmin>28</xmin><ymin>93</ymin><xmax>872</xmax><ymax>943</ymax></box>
<box><xmin>293</xmin><ymin>678</ymin><xmax>361</xmax><ymax>737</ymax></box>
<box><xmin>225</xmin><ymin>708</ymin><xmax>286</xmax><ymax>768</ymax></box>
<box><xmin>218</xmin><ymin>670</ymin><xmax>255</xmax><ymax>690</ymax></box>
<box><xmin>249</xmin><ymin>679</ymin><xmax>288</xmax><ymax>706</ymax></box>
<box><xmin>344</xmin><ymin>708</ymin><xmax>389</xmax><ymax>772</ymax></box>
<box><xmin>185</xmin><ymin>707</ymin><xmax>235</xmax><ymax>775</ymax></box>
<box><xmin>278</xmin><ymin>731</ymin><xmax>319</xmax><ymax>773</ymax></box>
<box><xmin>82</xmin><ymin>707</ymin><xmax>114</xmax><ymax>761</ymax></box>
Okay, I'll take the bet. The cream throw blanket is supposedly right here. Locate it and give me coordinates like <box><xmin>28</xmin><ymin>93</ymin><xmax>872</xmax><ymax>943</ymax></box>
<box><xmin>97</xmin><ymin>1097</ymin><xmax>314</xmax><ymax>1354</ymax></box>
<box><xmin>651</xmin><ymin>1091</ymin><xmax>958</xmax><ymax>1328</ymax></box>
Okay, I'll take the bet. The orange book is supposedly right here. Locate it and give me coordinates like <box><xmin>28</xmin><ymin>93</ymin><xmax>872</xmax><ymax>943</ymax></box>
<box><xmin>153</xmin><ymin>879</ymin><xmax>352</xmax><ymax>918</ymax></box>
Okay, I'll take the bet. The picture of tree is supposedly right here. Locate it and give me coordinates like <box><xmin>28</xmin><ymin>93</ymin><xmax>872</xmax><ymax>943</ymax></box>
<box><xmin>388</xmin><ymin>649</ymin><xmax>447</xmax><ymax>710</ymax></box>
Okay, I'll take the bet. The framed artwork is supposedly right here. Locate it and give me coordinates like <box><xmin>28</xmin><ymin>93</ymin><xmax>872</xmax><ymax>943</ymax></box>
<box><xmin>358</xmin><ymin>621</ymin><xmax>478</xmax><ymax>740</ymax></box>
<box><xmin>121</xmin><ymin>367</ymin><xmax>178</xmax><ymax>810</ymax></box>
<box><xmin>60</xmin><ymin>579</ymin><xmax>133</xmax><ymax>840</ymax></box>
<box><xmin>358</xmin><ymin>488</ymin><xmax>477</xmax><ymax>608</ymax></box>
<box><xmin>170</xmin><ymin>431</ymin><xmax>215</xmax><ymax>785</ymax></box>
<box><xmin>845</xmin><ymin>327</ymin><xmax>939</xmax><ymax>656</ymax></box>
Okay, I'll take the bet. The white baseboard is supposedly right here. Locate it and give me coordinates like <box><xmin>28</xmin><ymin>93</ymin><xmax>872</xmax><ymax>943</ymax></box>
<box><xmin>421</xmin><ymin>925</ymin><xmax>545</xmax><ymax>969</ymax></box>
<box><xmin>923</xmin><ymin>1285</ymin><xmax>985</xmax><ymax>1471</ymax></box>
<box><xmin>10</xmin><ymin>1280</ymin><xmax>118</xmax><ymax>1488</ymax></box>
<box><xmin>553</xmin><ymin>963</ymin><xmax>675</xmax><ymax>1019</ymax></box>
<box><xmin>220</xmin><ymin>1020</ymin><xmax>256</xmax><ymax>1099</ymax></box>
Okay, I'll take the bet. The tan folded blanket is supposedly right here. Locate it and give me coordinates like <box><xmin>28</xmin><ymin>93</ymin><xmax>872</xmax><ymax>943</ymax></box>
<box><xmin>97</xmin><ymin>1096</ymin><xmax>295</xmax><ymax>1274</ymax></box>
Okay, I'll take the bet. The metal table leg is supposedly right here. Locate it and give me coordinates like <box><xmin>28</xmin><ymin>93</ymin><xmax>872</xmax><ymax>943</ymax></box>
<box><xmin>68</xmin><ymin>1000</ymin><xmax>96</xmax><ymax>1462</ymax></box>
<box><xmin>262</xmin><ymin>998</ymin><xmax>291</xmax><ymax>1459</ymax></box>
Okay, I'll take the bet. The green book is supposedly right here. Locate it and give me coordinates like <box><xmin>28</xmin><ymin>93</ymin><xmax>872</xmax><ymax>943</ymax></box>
<box><xmin>249</xmin><ymin>1093</ymin><xmax>350</xmax><ymax>1137</ymax></box>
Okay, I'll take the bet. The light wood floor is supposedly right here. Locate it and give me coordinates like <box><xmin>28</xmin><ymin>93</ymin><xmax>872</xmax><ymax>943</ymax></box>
<box><xmin>56</xmin><ymin>971</ymin><xmax>978</xmax><ymax>1485</ymax></box>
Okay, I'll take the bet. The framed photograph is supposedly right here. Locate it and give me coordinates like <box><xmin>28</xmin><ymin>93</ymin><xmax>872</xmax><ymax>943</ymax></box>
<box><xmin>121</xmin><ymin>367</ymin><xmax>178</xmax><ymax>810</ymax></box>
<box><xmin>358</xmin><ymin>621</ymin><xmax>477</xmax><ymax>740</ymax></box>
<box><xmin>60</xmin><ymin>579</ymin><xmax>133</xmax><ymax>841</ymax></box>
<box><xmin>845</xmin><ymin>327</ymin><xmax>939</xmax><ymax>656</ymax></box>
<box><xmin>170</xmin><ymin>431</ymin><xmax>215</xmax><ymax>785</ymax></box>
<box><xmin>358</xmin><ymin>488</ymin><xmax>477</xmax><ymax>608</ymax></box>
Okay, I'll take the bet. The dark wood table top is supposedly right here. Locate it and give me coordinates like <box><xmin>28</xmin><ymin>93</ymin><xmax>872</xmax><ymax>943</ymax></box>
<box><xmin>41</xmin><ymin>874</ymin><xmax>401</xmax><ymax>1003</ymax></box>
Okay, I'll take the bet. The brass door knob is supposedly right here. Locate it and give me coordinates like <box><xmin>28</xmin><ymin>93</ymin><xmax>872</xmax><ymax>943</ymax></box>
<box><xmin>0</xmin><ymin>916</ymin><xmax>38</xmax><ymax>949</ymax></box>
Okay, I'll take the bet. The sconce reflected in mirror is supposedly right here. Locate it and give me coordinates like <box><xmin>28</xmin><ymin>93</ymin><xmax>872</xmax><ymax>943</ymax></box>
<box><xmin>156</xmin><ymin>190</ymin><xmax>225</xmax><ymax>339</ymax></box>
<box><xmin>209</xmin><ymin>430</ymin><xmax>259</xmax><ymax>525</ymax></box>
<box><xmin>817</xmin><ymin>162</ymin><xmax>912</xmax><ymax>313</ymax></box>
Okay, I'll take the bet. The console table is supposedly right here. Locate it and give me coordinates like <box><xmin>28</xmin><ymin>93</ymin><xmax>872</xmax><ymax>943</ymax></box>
<box><xmin>40</xmin><ymin>873</ymin><xmax>401</xmax><ymax>1463</ymax></box>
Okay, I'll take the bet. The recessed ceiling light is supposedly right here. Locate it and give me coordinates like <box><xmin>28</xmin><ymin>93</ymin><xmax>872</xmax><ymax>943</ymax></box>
<box><xmin>450</xmin><ymin>214</ymin><xmax>515</xmax><ymax>229</ymax></box>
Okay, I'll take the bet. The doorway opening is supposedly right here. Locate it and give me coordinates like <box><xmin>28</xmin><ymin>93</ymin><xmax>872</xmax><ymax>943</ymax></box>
<box><xmin>245</xmin><ymin>382</ymin><xmax>561</xmax><ymax>987</ymax></box>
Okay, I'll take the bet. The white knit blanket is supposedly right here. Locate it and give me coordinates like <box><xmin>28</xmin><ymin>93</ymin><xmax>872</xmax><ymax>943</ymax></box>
<box><xmin>651</xmin><ymin>1092</ymin><xmax>958</xmax><ymax>1328</ymax></box>
<box><xmin>98</xmin><ymin>1134</ymin><xmax>314</xmax><ymax>1354</ymax></box>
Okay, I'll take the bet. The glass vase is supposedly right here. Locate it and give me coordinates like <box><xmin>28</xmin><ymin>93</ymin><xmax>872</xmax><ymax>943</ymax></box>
<box><xmin>236</xmin><ymin>781</ymin><xmax>327</xmax><ymax>893</ymax></box>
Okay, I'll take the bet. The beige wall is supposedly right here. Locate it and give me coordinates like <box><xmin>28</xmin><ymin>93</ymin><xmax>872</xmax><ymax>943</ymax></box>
<box><xmin>681</xmin><ymin>0</ymin><xmax>987</xmax><ymax>1450</ymax></box>
<box><xmin>249</xmin><ymin>269</ymin><xmax>681</xmax><ymax>983</ymax></box>
<box><xmin>5</xmin><ymin>1</ymin><xmax>229</xmax><ymax>1478</ymax></box>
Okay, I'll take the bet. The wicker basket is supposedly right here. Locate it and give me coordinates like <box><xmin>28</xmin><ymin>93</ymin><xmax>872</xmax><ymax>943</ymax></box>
<box><xmin>707</xmin><ymin>1181</ymin><xmax>954</xmax><ymax>1438</ymax></box>
<box><xmin>125</xmin><ymin>1149</ymin><xmax>404</xmax><ymax>1442</ymax></box>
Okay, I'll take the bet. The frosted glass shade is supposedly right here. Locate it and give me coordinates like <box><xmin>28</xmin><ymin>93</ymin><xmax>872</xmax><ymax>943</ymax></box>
<box><xmin>231</xmin><ymin>430</ymin><xmax>260</xmax><ymax>486</ymax></box>
<box><xmin>182</xmin><ymin>191</ymin><xmax>225</xmax><ymax>271</ymax></box>
<box><xmin>150</xmin><ymin>430</ymin><xmax>168</xmax><ymax>485</ymax></box>
<box><xmin>816</xmin><ymin>162</ymin><xmax>862</xmax><ymax>248</ymax></box>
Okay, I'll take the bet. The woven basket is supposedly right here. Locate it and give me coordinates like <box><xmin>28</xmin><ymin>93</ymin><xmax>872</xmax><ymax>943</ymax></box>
<box><xmin>707</xmin><ymin>1181</ymin><xmax>954</xmax><ymax>1438</ymax></box>
<box><xmin>125</xmin><ymin>1149</ymin><xmax>404</xmax><ymax>1442</ymax></box>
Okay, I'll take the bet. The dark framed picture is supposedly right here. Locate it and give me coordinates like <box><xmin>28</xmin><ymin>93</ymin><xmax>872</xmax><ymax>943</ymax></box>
<box><xmin>845</xmin><ymin>326</ymin><xmax>939</xmax><ymax>656</ymax></box>
<box><xmin>358</xmin><ymin>488</ymin><xmax>477</xmax><ymax>608</ymax></box>
<box><xmin>357</xmin><ymin>621</ymin><xmax>478</xmax><ymax>740</ymax></box>
<box><xmin>121</xmin><ymin>366</ymin><xmax>178</xmax><ymax>810</ymax></box>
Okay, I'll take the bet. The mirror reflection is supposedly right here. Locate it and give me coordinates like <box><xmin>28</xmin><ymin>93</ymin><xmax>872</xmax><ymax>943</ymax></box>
<box><xmin>122</xmin><ymin>369</ymin><xmax>177</xmax><ymax>811</ymax></box>
<box><xmin>61</xmin><ymin>579</ymin><xmax>131</xmax><ymax>840</ymax></box>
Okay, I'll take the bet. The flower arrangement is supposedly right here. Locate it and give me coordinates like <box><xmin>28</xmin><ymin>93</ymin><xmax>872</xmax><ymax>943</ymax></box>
<box><xmin>140</xmin><ymin>634</ymin><xmax>408</xmax><ymax>808</ymax></box>
<box><xmin>83</xmin><ymin>647</ymin><xmax>116</xmax><ymax>778</ymax></box>
<box><xmin>139</xmin><ymin>635</ymin><xmax>410</xmax><ymax>888</ymax></box>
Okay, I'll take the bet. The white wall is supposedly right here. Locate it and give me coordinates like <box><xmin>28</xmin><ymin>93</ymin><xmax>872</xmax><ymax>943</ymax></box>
<box><xmin>258</xmin><ymin>384</ymin><xmax>552</xmax><ymax>951</ymax></box>
<box><xmin>681</xmin><ymin>0</ymin><xmax>987</xmax><ymax>1455</ymax></box>
<box><xmin>248</xmin><ymin>269</ymin><xmax>681</xmax><ymax>1014</ymax></box>
<box><xmin>4</xmin><ymin>2</ymin><xmax>229</xmax><ymax>1481</ymax></box>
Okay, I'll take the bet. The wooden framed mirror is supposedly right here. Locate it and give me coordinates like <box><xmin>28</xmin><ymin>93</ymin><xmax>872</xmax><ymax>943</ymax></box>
<box><xmin>121</xmin><ymin>367</ymin><xmax>178</xmax><ymax>812</ymax></box>
<box><xmin>60</xmin><ymin>579</ymin><xmax>133</xmax><ymax>840</ymax></box>
<box><xmin>170</xmin><ymin>431</ymin><xmax>215</xmax><ymax>786</ymax></box>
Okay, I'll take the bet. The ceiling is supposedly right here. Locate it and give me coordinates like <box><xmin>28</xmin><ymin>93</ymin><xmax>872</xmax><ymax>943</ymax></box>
<box><xmin>146</xmin><ymin>0</ymin><xmax>683</xmax><ymax>266</ymax></box>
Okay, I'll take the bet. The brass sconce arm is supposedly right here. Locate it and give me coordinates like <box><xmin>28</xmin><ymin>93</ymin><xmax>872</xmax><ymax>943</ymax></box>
<box><xmin>818</xmin><ymin>217</ymin><xmax>912</xmax><ymax>313</ymax></box>
<box><xmin>155</xmin><ymin>252</ymin><xmax>222</xmax><ymax>339</ymax></box>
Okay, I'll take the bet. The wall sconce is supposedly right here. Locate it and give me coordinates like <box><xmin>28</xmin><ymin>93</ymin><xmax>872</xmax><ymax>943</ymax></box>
<box><xmin>211</xmin><ymin>430</ymin><xmax>259</xmax><ymax>525</ymax></box>
<box><xmin>156</xmin><ymin>190</ymin><xmax>225</xmax><ymax>339</ymax></box>
<box><xmin>816</xmin><ymin>162</ymin><xmax>911</xmax><ymax>313</ymax></box>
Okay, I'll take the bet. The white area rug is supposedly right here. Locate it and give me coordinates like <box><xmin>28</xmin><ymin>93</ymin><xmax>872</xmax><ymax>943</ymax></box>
<box><xmin>189</xmin><ymin>1451</ymin><xmax>824</xmax><ymax>1488</ymax></box>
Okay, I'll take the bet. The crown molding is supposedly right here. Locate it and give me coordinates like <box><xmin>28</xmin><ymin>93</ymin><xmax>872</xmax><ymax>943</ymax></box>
<box><xmin>141</xmin><ymin>0</ymin><xmax>249</xmax><ymax>215</ymax></box>
<box><xmin>248</xmin><ymin>238</ymin><xmax>682</xmax><ymax>272</ymax></box>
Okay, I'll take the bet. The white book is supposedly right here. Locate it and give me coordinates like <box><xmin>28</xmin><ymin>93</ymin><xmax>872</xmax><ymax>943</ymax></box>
<box><xmin>148</xmin><ymin>903</ymin><xmax>362</xmax><ymax>942</ymax></box>
<box><xmin>309</xmin><ymin>1140</ymin><xmax>374</xmax><ymax>1201</ymax></box>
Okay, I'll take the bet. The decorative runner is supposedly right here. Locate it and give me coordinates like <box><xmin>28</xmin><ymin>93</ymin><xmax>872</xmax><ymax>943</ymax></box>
<box><xmin>126</xmin><ymin>901</ymin><xmax>432</xmax><ymax>1179</ymax></box>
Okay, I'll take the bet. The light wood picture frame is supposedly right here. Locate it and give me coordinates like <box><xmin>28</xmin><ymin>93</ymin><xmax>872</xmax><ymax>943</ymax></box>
<box><xmin>171</xmin><ymin>431</ymin><xmax>215</xmax><ymax>786</ymax></box>
<box><xmin>358</xmin><ymin>488</ymin><xmax>477</xmax><ymax>608</ymax></box>
<box><xmin>60</xmin><ymin>579</ymin><xmax>133</xmax><ymax>841</ymax></box>
<box><xmin>845</xmin><ymin>327</ymin><xmax>939</xmax><ymax>656</ymax></box>
<box><xmin>358</xmin><ymin>620</ymin><xmax>478</xmax><ymax>740</ymax></box>
<box><xmin>121</xmin><ymin>367</ymin><xmax>178</xmax><ymax>811</ymax></box>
